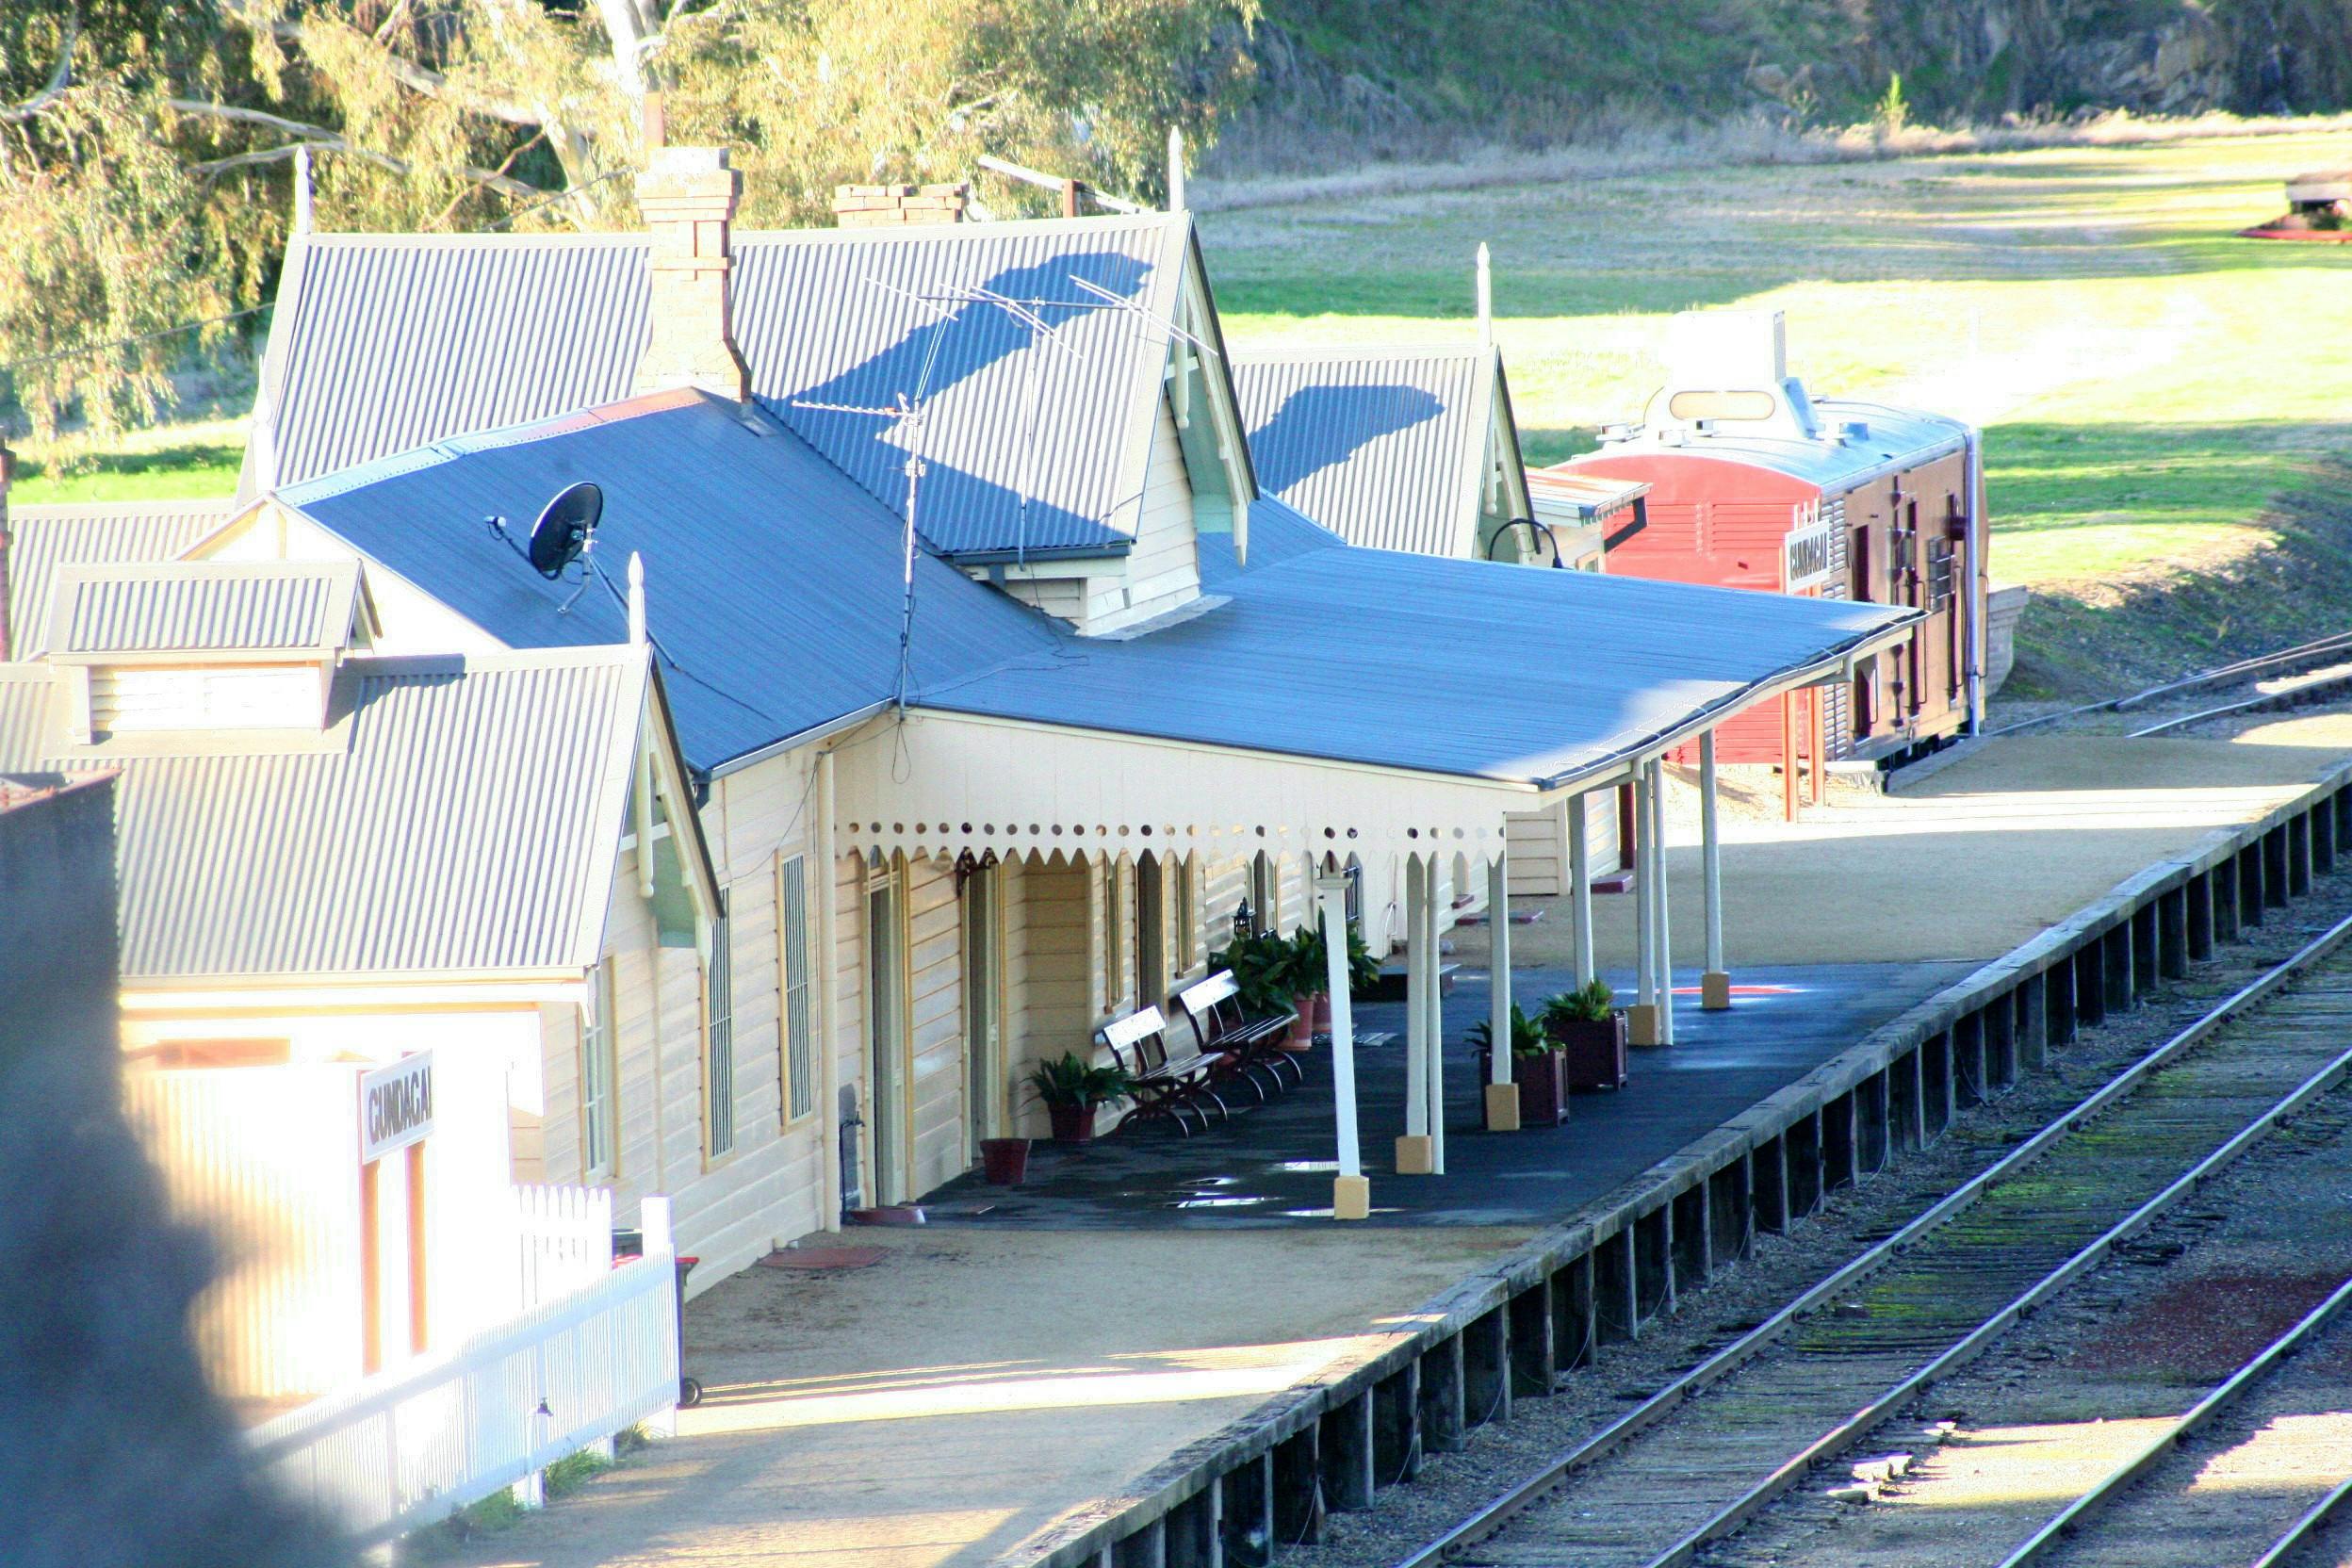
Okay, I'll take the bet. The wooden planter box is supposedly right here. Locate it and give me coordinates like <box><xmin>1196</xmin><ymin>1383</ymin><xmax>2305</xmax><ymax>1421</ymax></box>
<box><xmin>1516</xmin><ymin>1049</ymin><xmax>1570</xmax><ymax>1126</ymax></box>
<box><xmin>1550</xmin><ymin>1013</ymin><xmax>1629</xmax><ymax>1092</ymax></box>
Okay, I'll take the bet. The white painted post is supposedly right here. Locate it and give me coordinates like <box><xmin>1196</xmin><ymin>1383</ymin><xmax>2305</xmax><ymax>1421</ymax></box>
<box><xmin>1426</xmin><ymin>860</ymin><xmax>1447</xmax><ymax>1175</ymax></box>
<box><xmin>627</xmin><ymin>552</ymin><xmax>647</xmax><ymax>645</ymax></box>
<box><xmin>1568</xmin><ymin>794</ymin><xmax>1594</xmax><ymax>989</ymax></box>
<box><xmin>642</xmin><ymin>1195</ymin><xmax>678</xmax><ymax>1440</ymax></box>
<box><xmin>1397</xmin><ymin>855</ymin><xmax>1432</xmax><ymax>1173</ymax></box>
<box><xmin>1632</xmin><ymin>770</ymin><xmax>1656</xmax><ymax>1043</ymax></box>
<box><xmin>1167</xmin><ymin>125</ymin><xmax>1186</xmax><ymax>214</ymax></box>
<box><xmin>1476</xmin><ymin>242</ymin><xmax>1494</xmax><ymax>350</ymax></box>
<box><xmin>1701</xmin><ymin>730</ymin><xmax>1730</xmax><ymax>1010</ymax></box>
<box><xmin>1652</xmin><ymin>759</ymin><xmax>1676</xmax><ymax>1046</ymax></box>
<box><xmin>1317</xmin><ymin>874</ymin><xmax>1369</xmax><ymax>1219</ymax></box>
<box><xmin>815</xmin><ymin>748</ymin><xmax>843</xmax><ymax>1232</ymax></box>
<box><xmin>1487</xmin><ymin>852</ymin><xmax>1512</xmax><ymax>1086</ymax></box>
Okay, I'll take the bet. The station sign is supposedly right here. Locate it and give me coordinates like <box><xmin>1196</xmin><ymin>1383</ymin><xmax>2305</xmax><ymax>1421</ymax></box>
<box><xmin>359</xmin><ymin>1053</ymin><xmax>434</xmax><ymax>1164</ymax></box>
<box><xmin>1784</xmin><ymin>509</ymin><xmax>1836</xmax><ymax>592</ymax></box>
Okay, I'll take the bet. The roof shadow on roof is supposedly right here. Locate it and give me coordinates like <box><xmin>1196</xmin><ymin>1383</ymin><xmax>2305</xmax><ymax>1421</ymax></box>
<box><xmin>1250</xmin><ymin>383</ymin><xmax>1448</xmax><ymax>495</ymax></box>
<box><xmin>760</xmin><ymin>248</ymin><xmax>1154</xmax><ymax>556</ymax></box>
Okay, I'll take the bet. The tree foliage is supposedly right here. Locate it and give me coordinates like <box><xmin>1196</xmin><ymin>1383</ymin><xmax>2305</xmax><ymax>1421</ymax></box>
<box><xmin>1</xmin><ymin>0</ymin><xmax>1257</xmax><ymax>449</ymax></box>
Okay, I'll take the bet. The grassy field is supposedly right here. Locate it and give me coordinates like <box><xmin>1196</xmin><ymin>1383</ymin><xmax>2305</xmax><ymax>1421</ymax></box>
<box><xmin>1201</xmin><ymin>127</ymin><xmax>2352</xmax><ymax>695</ymax></box>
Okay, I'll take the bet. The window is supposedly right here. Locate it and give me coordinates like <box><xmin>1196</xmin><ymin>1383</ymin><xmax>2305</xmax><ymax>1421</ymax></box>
<box><xmin>705</xmin><ymin>912</ymin><xmax>735</xmax><ymax>1158</ymax></box>
<box><xmin>1666</xmin><ymin>388</ymin><xmax>1776</xmax><ymax>422</ymax></box>
<box><xmin>1102</xmin><ymin>859</ymin><xmax>1128</xmax><ymax>1012</ymax></box>
<box><xmin>580</xmin><ymin>959</ymin><xmax>616</xmax><ymax>1177</ymax></box>
<box><xmin>1250</xmin><ymin>851</ymin><xmax>1280</xmax><ymax>933</ymax></box>
<box><xmin>779</xmin><ymin>857</ymin><xmax>815</xmax><ymax>1124</ymax></box>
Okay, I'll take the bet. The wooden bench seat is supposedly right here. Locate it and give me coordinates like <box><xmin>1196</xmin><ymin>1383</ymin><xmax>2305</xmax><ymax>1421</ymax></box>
<box><xmin>1096</xmin><ymin>1004</ymin><xmax>1228</xmax><ymax>1135</ymax></box>
<box><xmin>1175</xmin><ymin>971</ymin><xmax>1302</xmax><ymax>1095</ymax></box>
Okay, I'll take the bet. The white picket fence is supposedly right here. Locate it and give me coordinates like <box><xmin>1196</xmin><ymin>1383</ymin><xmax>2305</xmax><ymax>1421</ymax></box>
<box><xmin>250</xmin><ymin>1197</ymin><xmax>679</xmax><ymax>1546</ymax></box>
<box><xmin>514</xmin><ymin>1183</ymin><xmax>613</xmax><ymax>1309</ymax></box>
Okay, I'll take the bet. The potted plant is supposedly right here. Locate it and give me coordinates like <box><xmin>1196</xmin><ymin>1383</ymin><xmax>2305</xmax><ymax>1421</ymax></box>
<box><xmin>1023</xmin><ymin>1052</ymin><xmax>1135</xmax><ymax>1145</ymax></box>
<box><xmin>1468</xmin><ymin>1003</ymin><xmax>1568</xmax><ymax>1127</ymax></box>
<box><xmin>1284</xmin><ymin>923</ymin><xmax>1329</xmax><ymax>1045</ymax></box>
<box><xmin>978</xmin><ymin>1135</ymin><xmax>1031</xmax><ymax>1184</ymax></box>
<box><xmin>1541</xmin><ymin>980</ymin><xmax>1629</xmax><ymax>1093</ymax></box>
<box><xmin>1211</xmin><ymin>929</ymin><xmax>1301</xmax><ymax>1035</ymax></box>
<box><xmin>1346</xmin><ymin>923</ymin><xmax>1383</xmax><ymax>999</ymax></box>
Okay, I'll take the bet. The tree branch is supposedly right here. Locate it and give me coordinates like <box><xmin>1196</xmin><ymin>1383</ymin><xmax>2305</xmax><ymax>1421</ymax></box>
<box><xmin>0</xmin><ymin>12</ymin><xmax>79</xmax><ymax>124</ymax></box>
<box><xmin>172</xmin><ymin>100</ymin><xmax>547</xmax><ymax>200</ymax></box>
<box><xmin>257</xmin><ymin>16</ymin><xmax>546</xmax><ymax>128</ymax></box>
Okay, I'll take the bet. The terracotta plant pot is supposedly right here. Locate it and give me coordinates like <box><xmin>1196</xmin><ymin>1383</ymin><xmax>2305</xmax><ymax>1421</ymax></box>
<box><xmin>1047</xmin><ymin>1104</ymin><xmax>1096</xmax><ymax>1144</ymax></box>
<box><xmin>1515</xmin><ymin>1050</ymin><xmax>1570</xmax><ymax>1126</ymax></box>
<box><xmin>979</xmin><ymin>1136</ymin><xmax>1031</xmax><ymax>1184</ymax></box>
<box><xmin>1314</xmin><ymin>992</ymin><xmax>1333</xmax><ymax>1031</ymax></box>
<box><xmin>1284</xmin><ymin>994</ymin><xmax>1318</xmax><ymax>1050</ymax></box>
<box><xmin>1550</xmin><ymin>1013</ymin><xmax>1630</xmax><ymax>1092</ymax></box>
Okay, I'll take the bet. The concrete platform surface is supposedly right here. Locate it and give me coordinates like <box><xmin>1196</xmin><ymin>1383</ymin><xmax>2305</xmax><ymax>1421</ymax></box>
<box><xmin>1471</xmin><ymin>731</ymin><xmax>2352</xmax><ymax>972</ymax></box>
<box><xmin>445</xmin><ymin>960</ymin><xmax>1968</xmax><ymax>1568</ymax></box>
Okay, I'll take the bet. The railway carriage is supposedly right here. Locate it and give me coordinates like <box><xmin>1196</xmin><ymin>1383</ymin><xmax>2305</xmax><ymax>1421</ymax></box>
<box><xmin>1564</xmin><ymin>311</ymin><xmax>1987</xmax><ymax>812</ymax></box>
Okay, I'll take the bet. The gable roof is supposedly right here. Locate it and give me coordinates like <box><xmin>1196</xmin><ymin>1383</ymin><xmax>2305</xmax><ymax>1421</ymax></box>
<box><xmin>1231</xmin><ymin>346</ymin><xmax>1527</xmax><ymax>558</ymax></box>
<box><xmin>46</xmin><ymin>560</ymin><xmax>366</xmax><ymax>660</ymax></box>
<box><xmin>5</xmin><ymin>499</ymin><xmax>238</xmax><ymax>659</ymax></box>
<box><xmin>248</xmin><ymin>215</ymin><xmax>1233</xmax><ymax>561</ymax></box>
<box><xmin>275</xmin><ymin>386</ymin><xmax>1916</xmax><ymax>794</ymax></box>
<box><xmin>0</xmin><ymin>645</ymin><xmax>677</xmax><ymax>983</ymax></box>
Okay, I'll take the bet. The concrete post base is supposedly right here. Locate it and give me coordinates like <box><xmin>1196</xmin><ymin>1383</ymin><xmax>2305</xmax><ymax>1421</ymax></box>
<box><xmin>1484</xmin><ymin>1083</ymin><xmax>1522</xmax><ymax>1132</ymax></box>
<box><xmin>1701</xmin><ymin>971</ymin><xmax>1732</xmax><ymax>1011</ymax></box>
<box><xmin>1627</xmin><ymin>1003</ymin><xmax>1662</xmax><ymax>1047</ymax></box>
<box><xmin>1332</xmin><ymin>1175</ymin><xmax>1371</xmax><ymax>1220</ymax></box>
<box><xmin>1395</xmin><ymin>1135</ymin><xmax>1435</xmax><ymax>1174</ymax></box>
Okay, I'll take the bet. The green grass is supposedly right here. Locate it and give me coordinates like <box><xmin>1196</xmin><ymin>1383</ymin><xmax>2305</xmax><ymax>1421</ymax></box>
<box><xmin>8</xmin><ymin>416</ymin><xmax>244</xmax><ymax>505</ymax></box>
<box><xmin>1202</xmin><ymin>125</ymin><xmax>2352</xmax><ymax>694</ymax></box>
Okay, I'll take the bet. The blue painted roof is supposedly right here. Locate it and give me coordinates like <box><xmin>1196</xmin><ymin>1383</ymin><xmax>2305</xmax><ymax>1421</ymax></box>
<box><xmin>928</xmin><ymin>498</ymin><xmax>1911</xmax><ymax>786</ymax></box>
<box><xmin>282</xmin><ymin>397</ymin><xmax>1913</xmax><ymax>790</ymax></box>
<box><xmin>281</xmin><ymin>392</ymin><xmax>1049</xmax><ymax>771</ymax></box>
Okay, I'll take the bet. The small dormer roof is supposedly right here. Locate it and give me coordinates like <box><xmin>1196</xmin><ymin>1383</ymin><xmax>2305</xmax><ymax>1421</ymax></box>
<box><xmin>44</xmin><ymin>561</ymin><xmax>370</xmax><ymax>664</ymax></box>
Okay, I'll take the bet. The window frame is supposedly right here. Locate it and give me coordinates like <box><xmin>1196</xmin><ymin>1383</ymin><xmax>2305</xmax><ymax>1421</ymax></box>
<box><xmin>703</xmin><ymin>909</ymin><xmax>736</xmax><ymax>1162</ymax></box>
<box><xmin>778</xmin><ymin>855</ymin><xmax>816</xmax><ymax>1128</ymax></box>
<box><xmin>580</xmin><ymin>958</ymin><xmax>618</xmax><ymax>1179</ymax></box>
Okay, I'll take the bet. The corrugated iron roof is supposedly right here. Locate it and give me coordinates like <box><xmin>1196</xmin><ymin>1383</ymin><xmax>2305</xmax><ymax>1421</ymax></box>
<box><xmin>5</xmin><ymin>499</ymin><xmax>237</xmax><ymax>659</ymax></box>
<box><xmin>1573</xmin><ymin>396</ymin><xmax>1969</xmax><ymax>493</ymax></box>
<box><xmin>1525</xmin><ymin>467</ymin><xmax>1649</xmax><ymax>521</ymax></box>
<box><xmin>0</xmin><ymin>646</ymin><xmax>649</xmax><ymax>981</ymax></box>
<box><xmin>1231</xmin><ymin>347</ymin><xmax>1496</xmax><ymax>557</ymax></box>
<box><xmin>280</xmin><ymin>391</ymin><xmax>1054</xmax><ymax>773</ymax></box>
<box><xmin>283</xmin><ymin>382</ymin><xmax>1911</xmax><ymax>790</ymax></box>
<box><xmin>923</xmin><ymin>498</ymin><xmax>1914</xmax><ymax>788</ymax></box>
<box><xmin>249</xmin><ymin>217</ymin><xmax>1197</xmax><ymax>558</ymax></box>
<box><xmin>46</xmin><ymin>561</ymin><xmax>363</xmax><ymax>657</ymax></box>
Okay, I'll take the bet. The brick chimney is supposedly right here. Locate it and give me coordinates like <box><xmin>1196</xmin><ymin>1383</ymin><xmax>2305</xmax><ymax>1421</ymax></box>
<box><xmin>634</xmin><ymin>147</ymin><xmax>750</xmax><ymax>402</ymax></box>
<box><xmin>832</xmin><ymin>183</ymin><xmax>970</xmax><ymax>228</ymax></box>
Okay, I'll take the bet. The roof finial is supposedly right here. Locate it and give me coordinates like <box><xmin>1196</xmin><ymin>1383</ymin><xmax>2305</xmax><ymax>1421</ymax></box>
<box><xmin>293</xmin><ymin>145</ymin><xmax>314</xmax><ymax>236</ymax></box>
<box><xmin>628</xmin><ymin>551</ymin><xmax>646</xmax><ymax>645</ymax></box>
<box><xmin>1167</xmin><ymin>125</ymin><xmax>1186</xmax><ymax>213</ymax></box>
<box><xmin>1476</xmin><ymin>242</ymin><xmax>1493</xmax><ymax>350</ymax></box>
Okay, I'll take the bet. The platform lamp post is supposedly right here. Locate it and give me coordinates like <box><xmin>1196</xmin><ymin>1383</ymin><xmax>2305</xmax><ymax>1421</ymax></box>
<box><xmin>1315</xmin><ymin>872</ymin><xmax>1370</xmax><ymax>1220</ymax></box>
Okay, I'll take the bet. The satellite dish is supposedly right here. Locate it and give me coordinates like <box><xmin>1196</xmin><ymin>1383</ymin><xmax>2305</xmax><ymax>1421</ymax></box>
<box><xmin>526</xmin><ymin>482</ymin><xmax>603</xmax><ymax>580</ymax></box>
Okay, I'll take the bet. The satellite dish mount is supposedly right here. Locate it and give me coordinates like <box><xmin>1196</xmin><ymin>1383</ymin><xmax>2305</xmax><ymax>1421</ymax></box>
<box><xmin>487</xmin><ymin>482</ymin><xmax>607</xmax><ymax>614</ymax></box>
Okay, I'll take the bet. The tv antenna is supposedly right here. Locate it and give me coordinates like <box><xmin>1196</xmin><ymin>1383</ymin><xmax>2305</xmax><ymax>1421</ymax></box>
<box><xmin>485</xmin><ymin>481</ymin><xmax>609</xmax><ymax>613</ymax></box>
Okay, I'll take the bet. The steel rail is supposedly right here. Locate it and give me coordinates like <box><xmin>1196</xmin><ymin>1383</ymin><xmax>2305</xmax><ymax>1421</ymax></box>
<box><xmin>1994</xmin><ymin>1274</ymin><xmax>2352</xmax><ymax>1568</ymax></box>
<box><xmin>2125</xmin><ymin>662</ymin><xmax>2352</xmax><ymax>739</ymax></box>
<box><xmin>1392</xmin><ymin>906</ymin><xmax>2352</xmax><ymax>1568</ymax></box>
<box><xmin>2250</xmin><ymin>1470</ymin><xmax>2352</xmax><ymax>1568</ymax></box>
<box><xmin>1984</xmin><ymin>630</ymin><xmax>2352</xmax><ymax>739</ymax></box>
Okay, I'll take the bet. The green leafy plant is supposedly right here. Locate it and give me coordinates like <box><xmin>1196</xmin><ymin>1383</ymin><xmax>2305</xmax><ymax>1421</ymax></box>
<box><xmin>1467</xmin><ymin>1002</ymin><xmax>1551</xmax><ymax>1059</ymax></box>
<box><xmin>1539</xmin><ymin>979</ymin><xmax>1618</xmax><ymax>1030</ymax></box>
<box><xmin>1285</xmin><ymin>923</ymin><xmax>1329</xmax><ymax>996</ymax></box>
<box><xmin>1347</xmin><ymin>924</ymin><xmax>1383</xmax><ymax>996</ymax></box>
<box><xmin>1023</xmin><ymin>1052</ymin><xmax>1135</xmax><ymax>1111</ymax></box>
<box><xmin>1872</xmin><ymin>72</ymin><xmax>1909</xmax><ymax>137</ymax></box>
<box><xmin>1210</xmin><ymin>929</ymin><xmax>1299</xmax><ymax>1020</ymax></box>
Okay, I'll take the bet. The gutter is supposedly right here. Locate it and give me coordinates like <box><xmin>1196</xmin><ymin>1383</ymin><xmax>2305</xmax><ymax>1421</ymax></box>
<box><xmin>706</xmin><ymin>699</ymin><xmax>891</xmax><ymax>780</ymax></box>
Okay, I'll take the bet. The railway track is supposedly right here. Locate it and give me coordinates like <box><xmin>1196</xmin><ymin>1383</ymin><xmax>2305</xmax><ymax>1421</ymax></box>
<box><xmin>1986</xmin><ymin>629</ymin><xmax>2352</xmax><ymax>739</ymax></box>
<box><xmin>1393</xmin><ymin>910</ymin><xmax>2352</xmax><ymax>1568</ymax></box>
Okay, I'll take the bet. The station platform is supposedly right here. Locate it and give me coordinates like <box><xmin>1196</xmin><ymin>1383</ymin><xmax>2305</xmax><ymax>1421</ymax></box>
<box><xmin>443</xmin><ymin>725</ymin><xmax>2352</xmax><ymax>1568</ymax></box>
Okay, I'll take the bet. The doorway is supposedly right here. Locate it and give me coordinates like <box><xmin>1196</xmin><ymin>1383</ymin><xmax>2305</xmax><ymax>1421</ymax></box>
<box><xmin>864</xmin><ymin>872</ymin><xmax>906</xmax><ymax>1206</ymax></box>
